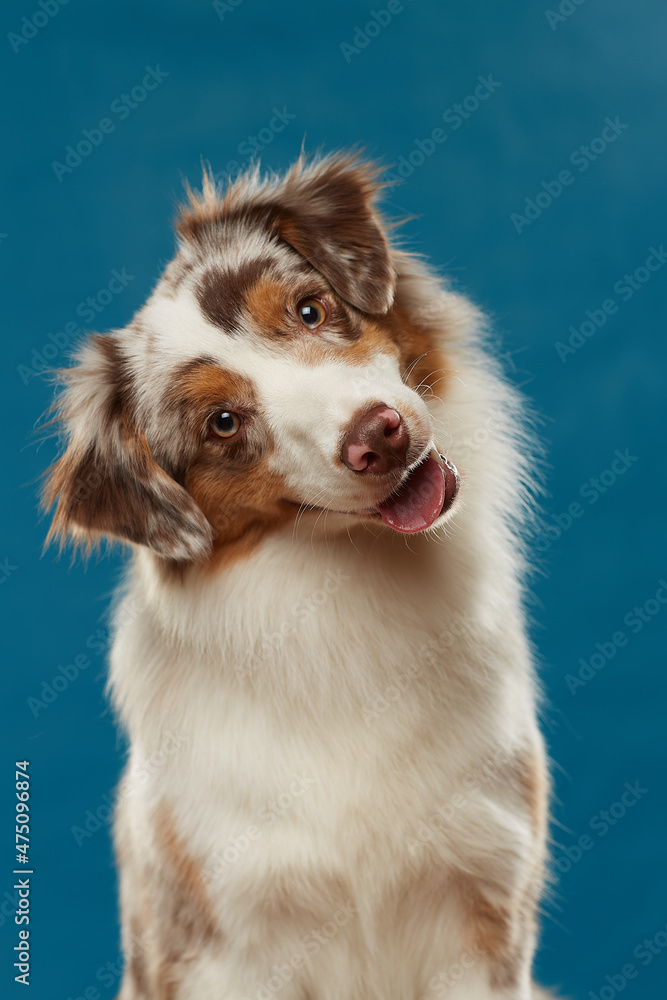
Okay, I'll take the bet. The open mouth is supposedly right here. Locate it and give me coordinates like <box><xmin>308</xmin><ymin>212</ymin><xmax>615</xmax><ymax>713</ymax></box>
<box><xmin>287</xmin><ymin>452</ymin><xmax>459</xmax><ymax>534</ymax></box>
<box><xmin>377</xmin><ymin>451</ymin><xmax>459</xmax><ymax>534</ymax></box>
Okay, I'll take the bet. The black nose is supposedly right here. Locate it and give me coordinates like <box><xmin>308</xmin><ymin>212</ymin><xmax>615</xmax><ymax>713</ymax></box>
<box><xmin>341</xmin><ymin>405</ymin><xmax>410</xmax><ymax>475</ymax></box>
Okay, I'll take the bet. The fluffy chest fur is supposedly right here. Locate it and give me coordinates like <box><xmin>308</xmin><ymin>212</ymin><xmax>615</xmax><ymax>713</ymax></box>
<box><xmin>111</xmin><ymin>525</ymin><xmax>544</xmax><ymax>999</ymax></box>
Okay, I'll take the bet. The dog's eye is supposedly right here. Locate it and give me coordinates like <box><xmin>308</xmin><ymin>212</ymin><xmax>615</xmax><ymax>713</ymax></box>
<box><xmin>210</xmin><ymin>411</ymin><xmax>243</xmax><ymax>439</ymax></box>
<box><xmin>297</xmin><ymin>298</ymin><xmax>327</xmax><ymax>330</ymax></box>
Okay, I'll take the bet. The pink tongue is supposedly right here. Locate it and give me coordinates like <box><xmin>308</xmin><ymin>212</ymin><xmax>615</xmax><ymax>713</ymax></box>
<box><xmin>378</xmin><ymin>456</ymin><xmax>446</xmax><ymax>534</ymax></box>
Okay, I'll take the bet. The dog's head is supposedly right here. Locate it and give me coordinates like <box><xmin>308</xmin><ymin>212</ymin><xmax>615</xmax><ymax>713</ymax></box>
<box><xmin>44</xmin><ymin>155</ymin><xmax>460</xmax><ymax>565</ymax></box>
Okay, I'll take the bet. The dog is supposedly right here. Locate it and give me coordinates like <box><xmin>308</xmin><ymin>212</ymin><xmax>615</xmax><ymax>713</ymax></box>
<box><xmin>44</xmin><ymin>154</ymin><xmax>553</xmax><ymax>999</ymax></box>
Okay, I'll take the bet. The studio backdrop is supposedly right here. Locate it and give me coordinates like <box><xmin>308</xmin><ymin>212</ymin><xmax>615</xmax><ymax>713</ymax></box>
<box><xmin>1</xmin><ymin>1</ymin><xmax>666</xmax><ymax>998</ymax></box>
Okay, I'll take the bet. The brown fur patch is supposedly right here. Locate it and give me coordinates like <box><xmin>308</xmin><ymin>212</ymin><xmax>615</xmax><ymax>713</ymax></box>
<box><xmin>246</xmin><ymin>275</ymin><xmax>295</xmax><ymax>335</ymax></box>
<box><xmin>384</xmin><ymin>305</ymin><xmax>451</xmax><ymax>395</ymax></box>
<box><xmin>196</xmin><ymin>259</ymin><xmax>271</xmax><ymax>334</ymax></box>
<box><xmin>293</xmin><ymin>301</ymin><xmax>450</xmax><ymax>400</ymax></box>
<box><xmin>164</xmin><ymin>357</ymin><xmax>261</xmax><ymax>443</ymax></box>
<box><xmin>127</xmin><ymin>914</ymin><xmax>151</xmax><ymax>997</ymax></box>
<box><xmin>393</xmin><ymin>862</ymin><xmax>457</xmax><ymax>924</ymax></box>
<box><xmin>450</xmin><ymin>752</ymin><xmax>548</xmax><ymax>992</ymax></box>
<box><xmin>45</xmin><ymin>432</ymin><xmax>211</xmax><ymax>562</ymax></box>
<box><xmin>185</xmin><ymin>453</ymin><xmax>293</xmax><ymax>570</ymax></box>
<box><xmin>253</xmin><ymin>866</ymin><xmax>353</xmax><ymax>943</ymax></box>
<box><xmin>244</xmin><ymin>274</ymin><xmax>291</xmax><ymax>334</ymax></box>
<box><xmin>154</xmin><ymin>804</ymin><xmax>217</xmax><ymax>936</ymax></box>
<box><xmin>156</xmin><ymin>358</ymin><xmax>295</xmax><ymax>569</ymax></box>
<box><xmin>512</xmin><ymin>749</ymin><xmax>549</xmax><ymax>968</ymax></box>
<box><xmin>455</xmin><ymin>874</ymin><xmax>521</xmax><ymax>991</ymax></box>
<box><xmin>281</xmin><ymin>297</ymin><xmax>447</xmax><ymax>390</ymax></box>
<box><xmin>147</xmin><ymin>803</ymin><xmax>220</xmax><ymax>998</ymax></box>
<box><xmin>514</xmin><ymin>748</ymin><xmax>549</xmax><ymax>838</ymax></box>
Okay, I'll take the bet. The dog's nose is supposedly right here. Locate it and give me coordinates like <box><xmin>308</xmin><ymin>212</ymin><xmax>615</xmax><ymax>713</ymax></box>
<box><xmin>341</xmin><ymin>405</ymin><xmax>410</xmax><ymax>475</ymax></box>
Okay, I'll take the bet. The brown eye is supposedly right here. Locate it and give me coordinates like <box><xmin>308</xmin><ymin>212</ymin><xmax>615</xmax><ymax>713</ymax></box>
<box><xmin>210</xmin><ymin>411</ymin><xmax>243</xmax><ymax>439</ymax></box>
<box><xmin>297</xmin><ymin>298</ymin><xmax>327</xmax><ymax>330</ymax></box>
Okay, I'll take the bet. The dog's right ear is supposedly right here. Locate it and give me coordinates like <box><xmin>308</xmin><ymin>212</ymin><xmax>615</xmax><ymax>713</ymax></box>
<box><xmin>270</xmin><ymin>155</ymin><xmax>396</xmax><ymax>315</ymax></box>
<box><xmin>43</xmin><ymin>335</ymin><xmax>212</xmax><ymax>562</ymax></box>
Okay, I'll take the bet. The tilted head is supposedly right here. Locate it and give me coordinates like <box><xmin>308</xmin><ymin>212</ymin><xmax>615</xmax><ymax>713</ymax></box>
<box><xmin>44</xmin><ymin>154</ymin><xmax>461</xmax><ymax>567</ymax></box>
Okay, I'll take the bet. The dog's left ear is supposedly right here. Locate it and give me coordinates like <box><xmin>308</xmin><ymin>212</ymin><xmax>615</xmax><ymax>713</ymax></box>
<box><xmin>271</xmin><ymin>156</ymin><xmax>396</xmax><ymax>315</ymax></box>
<box><xmin>42</xmin><ymin>334</ymin><xmax>213</xmax><ymax>562</ymax></box>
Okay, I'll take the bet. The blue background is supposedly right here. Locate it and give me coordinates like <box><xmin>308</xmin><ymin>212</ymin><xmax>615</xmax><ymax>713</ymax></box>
<box><xmin>1</xmin><ymin>1</ymin><xmax>666</xmax><ymax>997</ymax></box>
